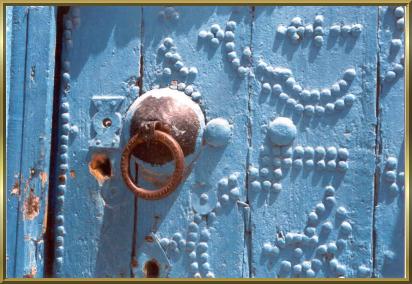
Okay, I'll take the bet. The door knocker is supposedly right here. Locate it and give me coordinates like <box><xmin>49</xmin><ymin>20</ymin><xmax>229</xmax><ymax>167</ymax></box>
<box><xmin>121</xmin><ymin>87</ymin><xmax>205</xmax><ymax>199</ymax></box>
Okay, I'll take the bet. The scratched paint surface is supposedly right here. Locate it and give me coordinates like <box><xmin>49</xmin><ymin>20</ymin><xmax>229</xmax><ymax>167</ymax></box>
<box><xmin>6</xmin><ymin>5</ymin><xmax>405</xmax><ymax>278</ymax></box>
<box><xmin>374</xmin><ymin>6</ymin><xmax>405</xmax><ymax>278</ymax></box>
<box><xmin>135</xmin><ymin>6</ymin><xmax>251</xmax><ymax>278</ymax></box>
<box><xmin>6</xmin><ymin>6</ymin><xmax>56</xmax><ymax>278</ymax></box>
<box><xmin>50</xmin><ymin>7</ymin><xmax>142</xmax><ymax>277</ymax></box>
<box><xmin>248</xmin><ymin>6</ymin><xmax>377</xmax><ymax>278</ymax></box>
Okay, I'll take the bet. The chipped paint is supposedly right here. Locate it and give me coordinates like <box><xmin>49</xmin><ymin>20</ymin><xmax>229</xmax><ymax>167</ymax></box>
<box><xmin>23</xmin><ymin>189</ymin><xmax>40</xmax><ymax>220</ymax></box>
<box><xmin>23</xmin><ymin>266</ymin><xmax>37</xmax><ymax>278</ymax></box>
<box><xmin>6</xmin><ymin>6</ymin><xmax>56</xmax><ymax>278</ymax></box>
<box><xmin>40</xmin><ymin>171</ymin><xmax>48</xmax><ymax>188</ymax></box>
<box><xmin>11</xmin><ymin>179</ymin><xmax>20</xmax><ymax>196</ymax></box>
<box><xmin>88</xmin><ymin>153</ymin><xmax>112</xmax><ymax>186</ymax></box>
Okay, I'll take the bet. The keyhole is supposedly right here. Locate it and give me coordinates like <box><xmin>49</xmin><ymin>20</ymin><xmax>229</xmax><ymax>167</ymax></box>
<box><xmin>143</xmin><ymin>259</ymin><xmax>160</xmax><ymax>278</ymax></box>
<box><xmin>102</xmin><ymin>118</ymin><xmax>112</xmax><ymax>128</ymax></box>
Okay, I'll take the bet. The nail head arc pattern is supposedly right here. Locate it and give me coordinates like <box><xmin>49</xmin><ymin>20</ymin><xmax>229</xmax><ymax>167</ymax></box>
<box><xmin>121</xmin><ymin>130</ymin><xmax>185</xmax><ymax>200</ymax></box>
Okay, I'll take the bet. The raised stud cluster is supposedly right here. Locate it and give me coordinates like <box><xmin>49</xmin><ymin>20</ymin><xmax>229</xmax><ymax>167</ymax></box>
<box><xmin>329</xmin><ymin>23</ymin><xmax>362</xmax><ymax>38</ymax></box>
<box><xmin>183</xmin><ymin>172</ymin><xmax>245</xmax><ymax>277</ymax></box>
<box><xmin>393</xmin><ymin>6</ymin><xmax>404</xmax><ymax>31</ymax></box>
<box><xmin>159</xmin><ymin>213</ymin><xmax>215</xmax><ymax>278</ymax></box>
<box><xmin>383</xmin><ymin>6</ymin><xmax>405</xmax><ymax>83</ymax></box>
<box><xmin>291</xmin><ymin>146</ymin><xmax>349</xmax><ymax>172</ymax></box>
<box><xmin>216</xmin><ymin>172</ymin><xmax>241</xmax><ymax>208</ymax></box>
<box><xmin>199</xmin><ymin>20</ymin><xmax>251</xmax><ymax>77</ymax></box>
<box><xmin>384</xmin><ymin>60</ymin><xmax>404</xmax><ymax>83</ymax></box>
<box><xmin>157</xmin><ymin>37</ymin><xmax>202</xmax><ymax>102</ymax></box>
<box><xmin>249</xmin><ymin>141</ymin><xmax>349</xmax><ymax>196</ymax></box>
<box><xmin>383</xmin><ymin>156</ymin><xmax>404</xmax><ymax>196</ymax></box>
<box><xmin>158</xmin><ymin>6</ymin><xmax>180</xmax><ymax>22</ymax></box>
<box><xmin>159</xmin><ymin>232</ymin><xmax>186</xmax><ymax>258</ymax></box>
<box><xmin>277</xmin><ymin>15</ymin><xmax>362</xmax><ymax>47</ymax></box>
<box><xmin>198</xmin><ymin>23</ymin><xmax>225</xmax><ymax>47</ymax></box>
<box><xmin>256</xmin><ymin>62</ymin><xmax>357</xmax><ymax>117</ymax></box>
<box><xmin>261</xmin><ymin>185</ymin><xmax>355</xmax><ymax>278</ymax></box>
<box><xmin>215</xmin><ymin>20</ymin><xmax>252</xmax><ymax>77</ymax></box>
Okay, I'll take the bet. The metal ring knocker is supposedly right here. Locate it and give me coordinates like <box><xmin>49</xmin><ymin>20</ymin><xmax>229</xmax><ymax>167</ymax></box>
<box><xmin>121</xmin><ymin>130</ymin><xmax>185</xmax><ymax>200</ymax></box>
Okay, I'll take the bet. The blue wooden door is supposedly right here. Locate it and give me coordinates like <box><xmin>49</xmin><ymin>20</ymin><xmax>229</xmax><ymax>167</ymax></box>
<box><xmin>6</xmin><ymin>5</ymin><xmax>406</xmax><ymax>278</ymax></box>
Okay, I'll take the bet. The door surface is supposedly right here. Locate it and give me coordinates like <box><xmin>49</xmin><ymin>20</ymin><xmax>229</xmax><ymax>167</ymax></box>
<box><xmin>5</xmin><ymin>5</ymin><xmax>406</xmax><ymax>278</ymax></box>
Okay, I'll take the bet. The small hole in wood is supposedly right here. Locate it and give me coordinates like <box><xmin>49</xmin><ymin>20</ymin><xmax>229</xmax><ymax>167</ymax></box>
<box><xmin>89</xmin><ymin>153</ymin><xmax>112</xmax><ymax>186</ymax></box>
<box><xmin>143</xmin><ymin>259</ymin><xmax>160</xmax><ymax>278</ymax></box>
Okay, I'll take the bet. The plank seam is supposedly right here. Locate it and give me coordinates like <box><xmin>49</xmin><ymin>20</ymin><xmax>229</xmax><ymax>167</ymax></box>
<box><xmin>372</xmin><ymin>5</ymin><xmax>383</xmax><ymax>278</ymax></box>
<box><xmin>50</xmin><ymin>7</ymin><xmax>80</xmax><ymax>277</ymax></box>
<box><xmin>243</xmin><ymin>5</ymin><xmax>255</xmax><ymax>279</ymax></box>
<box><xmin>130</xmin><ymin>8</ymin><xmax>145</xmax><ymax>277</ymax></box>
<box><xmin>44</xmin><ymin>6</ymin><xmax>69</xmax><ymax>277</ymax></box>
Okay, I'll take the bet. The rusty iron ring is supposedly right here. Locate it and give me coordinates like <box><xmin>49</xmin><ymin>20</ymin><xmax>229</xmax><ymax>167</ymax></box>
<box><xmin>121</xmin><ymin>130</ymin><xmax>185</xmax><ymax>200</ymax></box>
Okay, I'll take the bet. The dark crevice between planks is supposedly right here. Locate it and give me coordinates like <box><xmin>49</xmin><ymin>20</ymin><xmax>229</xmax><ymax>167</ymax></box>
<box><xmin>43</xmin><ymin>6</ymin><xmax>70</xmax><ymax>278</ymax></box>
<box><xmin>243</xmin><ymin>5</ymin><xmax>255</xmax><ymax>279</ymax></box>
<box><xmin>130</xmin><ymin>7</ymin><xmax>145</xmax><ymax>278</ymax></box>
<box><xmin>371</xmin><ymin>6</ymin><xmax>383</xmax><ymax>279</ymax></box>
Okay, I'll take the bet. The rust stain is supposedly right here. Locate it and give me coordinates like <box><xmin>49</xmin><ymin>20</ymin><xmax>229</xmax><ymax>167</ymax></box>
<box><xmin>23</xmin><ymin>189</ymin><xmax>40</xmax><ymax>220</ymax></box>
<box><xmin>21</xmin><ymin>171</ymin><xmax>34</xmax><ymax>196</ymax></box>
<box><xmin>40</xmin><ymin>171</ymin><xmax>48</xmax><ymax>188</ymax></box>
<box><xmin>58</xmin><ymin>175</ymin><xmax>66</xmax><ymax>183</ymax></box>
<box><xmin>23</xmin><ymin>178</ymin><xmax>30</xmax><ymax>195</ymax></box>
<box><xmin>144</xmin><ymin>235</ymin><xmax>154</xmax><ymax>242</ymax></box>
<box><xmin>11</xmin><ymin>179</ymin><xmax>20</xmax><ymax>196</ymax></box>
<box><xmin>23</xmin><ymin>266</ymin><xmax>37</xmax><ymax>278</ymax></box>
<box><xmin>70</xmin><ymin>170</ymin><xmax>76</xmax><ymax>178</ymax></box>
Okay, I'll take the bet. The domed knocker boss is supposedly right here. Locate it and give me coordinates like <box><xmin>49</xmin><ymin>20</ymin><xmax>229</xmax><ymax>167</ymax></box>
<box><xmin>121</xmin><ymin>87</ymin><xmax>205</xmax><ymax>200</ymax></box>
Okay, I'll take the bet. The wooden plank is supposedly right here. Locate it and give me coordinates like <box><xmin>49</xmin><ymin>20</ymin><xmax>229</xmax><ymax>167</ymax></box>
<box><xmin>5</xmin><ymin>6</ymin><xmax>13</xmax><ymax>133</ymax></box>
<box><xmin>6</xmin><ymin>6</ymin><xmax>29</xmax><ymax>278</ymax></box>
<box><xmin>374</xmin><ymin>5</ymin><xmax>405</xmax><ymax>278</ymax></box>
<box><xmin>52</xmin><ymin>6</ymin><xmax>142</xmax><ymax>277</ymax></box>
<box><xmin>6</xmin><ymin>6</ymin><xmax>56</xmax><ymax>278</ymax></box>
<box><xmin>248</xmin><ymin>6</ymin><xmax>377</xmax><ymax>278</ymax></box>
<box><xmin>13</xmin><ymin>6</ymin><xmax>56</xmax><ymax>278</ymax></box>
<box><xmin>137</xmin><ymin>6</ymin><xmax>251</xmax><ymax>277</ymax></box>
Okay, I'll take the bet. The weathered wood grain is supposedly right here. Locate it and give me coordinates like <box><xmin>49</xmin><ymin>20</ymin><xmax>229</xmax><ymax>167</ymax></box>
<box><xmin>6</xmin><ymin>6</ymin><xmax>56</xmax><ymax>278</ymax></box>
<box><xmin>374</xmin><ymin>5</ymin><xmax>406</xmax><ymax>278</ymax></box>
<box><xmin>135</xmin><ymin>6</ymin><xmax>251</xmax><ymax>278</ymax></box>
<box><xmin>6</xmin><ymin>5</ymin><xmax>406</xmax><ymax>279</ymax></box>
<box><xmin>248</xmin><ymin>6</ymin><xmax>377</xmax><ymax>278</ymax></box>
<box><xmin>51</xmin><ymin>7</ymin><xmax>142</xmax><ymax>277</ymax></box>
